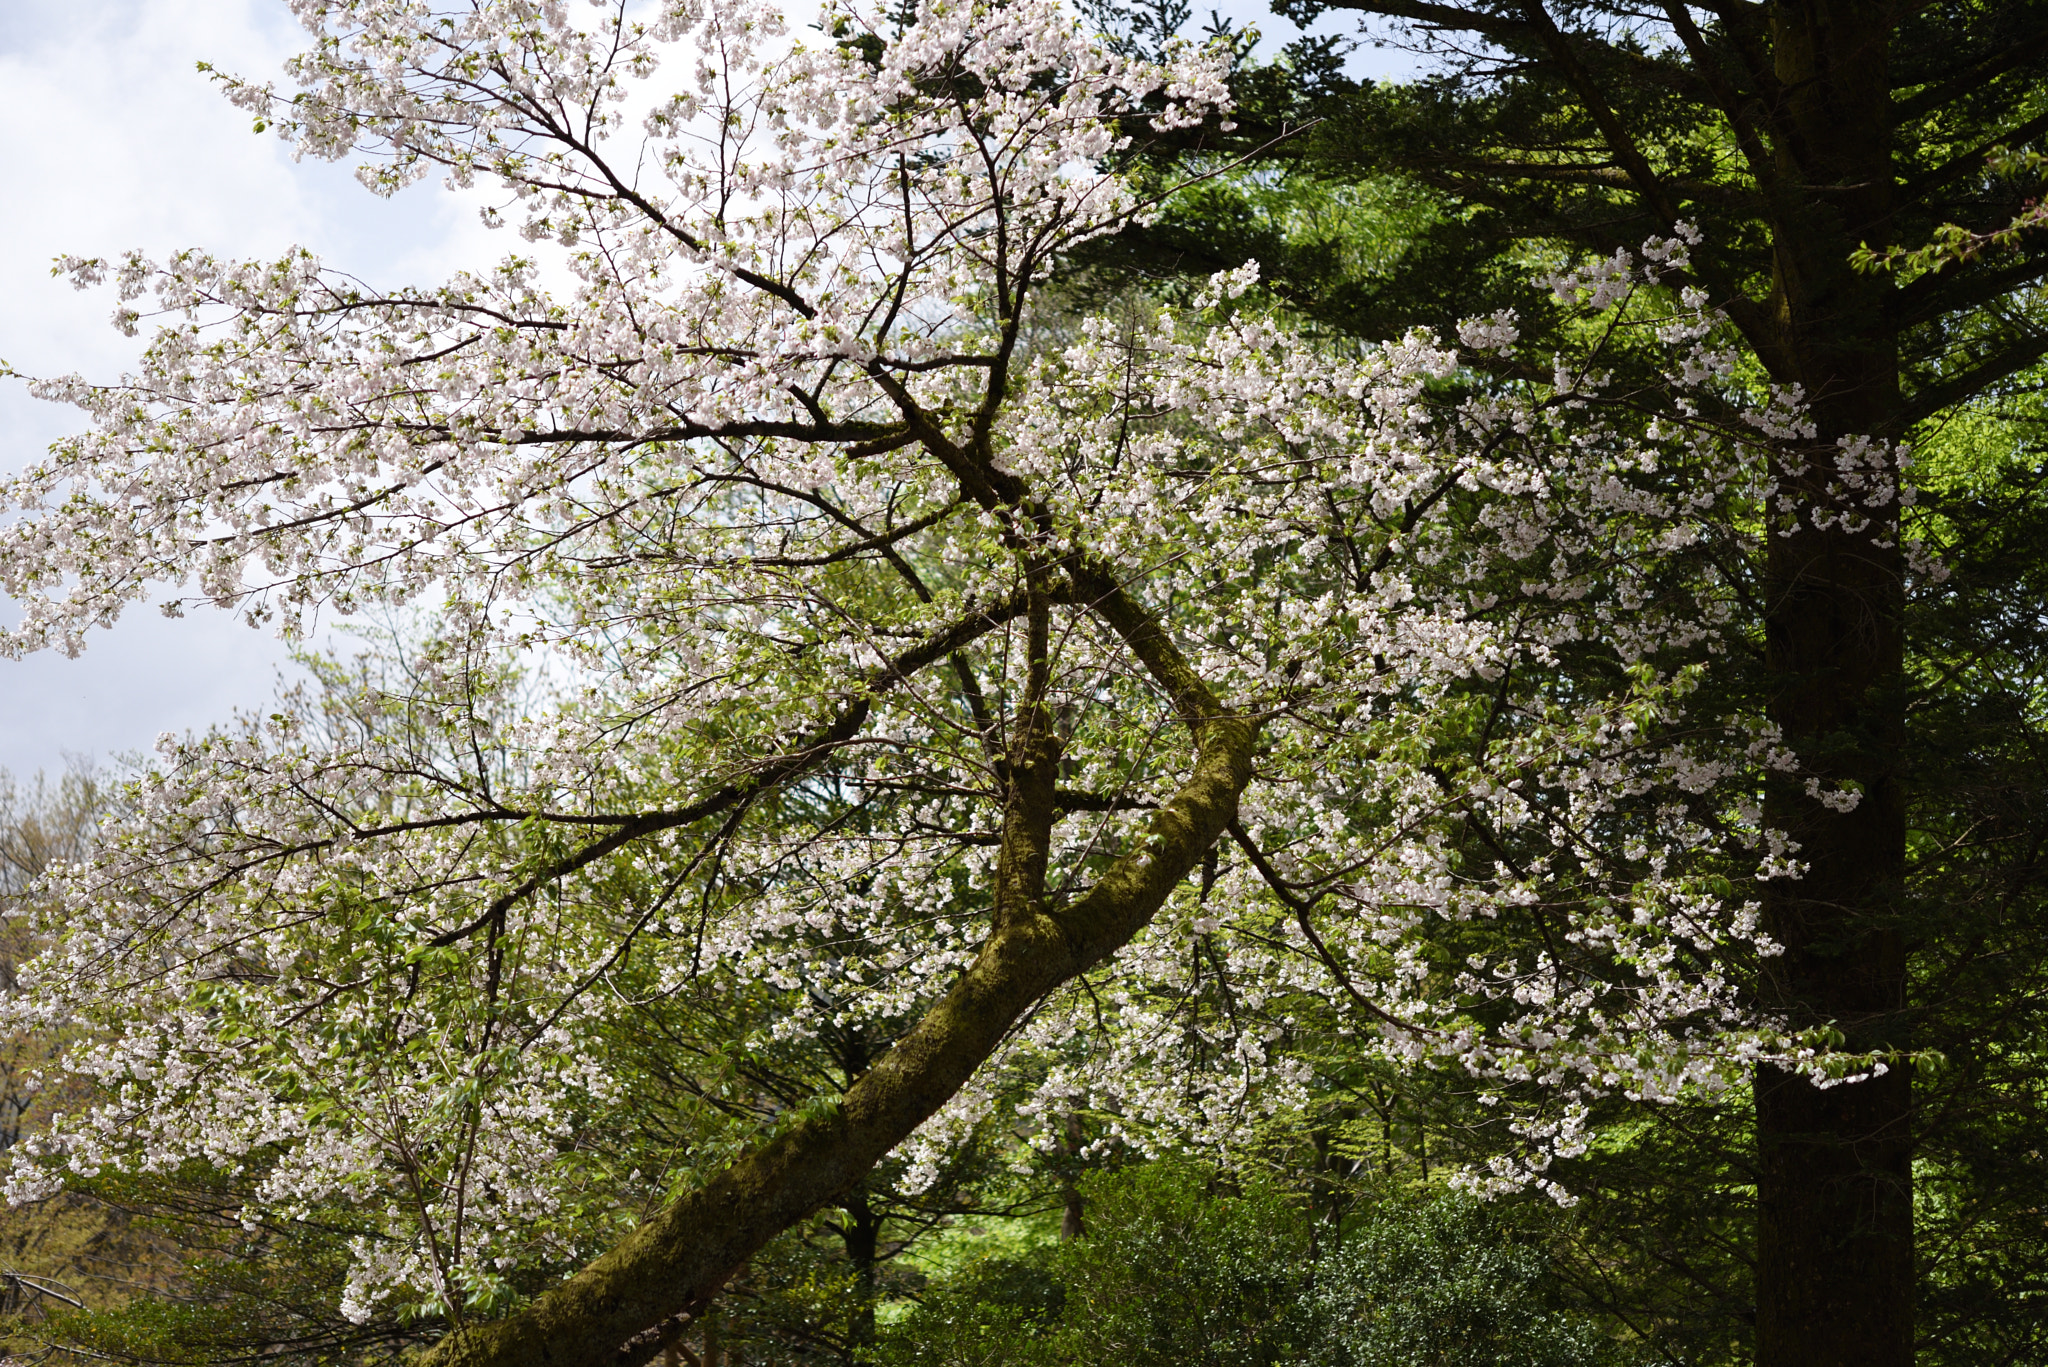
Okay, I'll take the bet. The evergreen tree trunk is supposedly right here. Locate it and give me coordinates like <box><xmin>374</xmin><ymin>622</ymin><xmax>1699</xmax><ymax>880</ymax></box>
<box><xmin>841</xmin><ymin>1194</ymin><xmax>882</xmax><ymax>1353</ymax></box>
<box><xmin>1059</xmin><ymin>1112</ymin><xmax>1087</xmax><ymax>1241</ymax></box>
<box><xmin>1754</xmin><ymin>6</ymin><xmax>1912</xmax><ymax>1366</ymax></box>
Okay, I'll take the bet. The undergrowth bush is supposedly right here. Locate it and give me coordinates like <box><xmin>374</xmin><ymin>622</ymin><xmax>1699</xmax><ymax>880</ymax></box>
<box><xmin>875</xmin><ymin>1161</ymin><xmax>1631</xmax><ymax>1367</ymax></box>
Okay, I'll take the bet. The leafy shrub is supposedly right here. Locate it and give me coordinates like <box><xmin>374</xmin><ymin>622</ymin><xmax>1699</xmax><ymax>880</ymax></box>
<box><xmin>1305</xmin><ymin>1192</ymin><xmax>1624</xmax><ymax>1367</ymax></box>
<box><xmin>871</xmin><ymin>1256</ymin><xmax>1066</xmax><ymax>1367</ymax></box>
<box><xmin>1044</xmin><ymin>1160</ymin><xmax>1315</xmax><ymax>1367</ymax></box>
<box><xmin>879</xmin><ymin>1165</ymin><xmax>1630</xmax><ymax>1367</ymax></box>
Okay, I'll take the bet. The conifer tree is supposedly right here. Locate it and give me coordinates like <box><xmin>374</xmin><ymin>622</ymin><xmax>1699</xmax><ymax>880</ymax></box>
<box><xmin>1094</xmin><ymin>5</ymin><xmax>2048</xmax><ymax>1364</ymax></box>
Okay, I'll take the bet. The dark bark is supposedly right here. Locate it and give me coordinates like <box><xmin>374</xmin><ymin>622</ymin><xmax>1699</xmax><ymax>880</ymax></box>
<box><xmin>1058</xmin><ymin>1112</ymin><xmax>1087</xmax><ymax>1242</ymax></box>
<box><xmin>840</xmin><ymin>1195</ymin><xmax>883</xmax><ymax>1351</ymax></box>
<box><xmin>1750</xmin><ymin>9</ymin><xmax>1911</xmax><ymax>1366</ymax></box>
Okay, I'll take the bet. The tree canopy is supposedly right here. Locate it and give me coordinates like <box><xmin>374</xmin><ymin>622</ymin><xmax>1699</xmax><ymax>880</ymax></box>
<box><xmin>0</xmin><ymin>1</ymin><xmax>1995</xmax><ymax>1364</ymax></box>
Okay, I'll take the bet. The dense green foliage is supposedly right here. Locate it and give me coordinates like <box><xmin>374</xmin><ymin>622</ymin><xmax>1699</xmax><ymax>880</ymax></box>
<box><xmin>875</xmin><ymin>1162</ymin><xmax>1625</xmax><ymax>1367</ymax></box>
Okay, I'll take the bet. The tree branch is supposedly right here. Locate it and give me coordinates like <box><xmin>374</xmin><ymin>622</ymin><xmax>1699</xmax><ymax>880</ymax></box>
<box><xmin>414</xmin><ymin>623</ymin><xmax>1255</xmax><ymax>1367</ymax></box>
<box><xmin>1901</xmin><ymin>332</ymin><xmax>2048</xmax><ymax>429</ymax></box>
<box><xmin>425</xmin><ymin>587</ymin><xmax>1042</xmax><ymax>948</ymax></box>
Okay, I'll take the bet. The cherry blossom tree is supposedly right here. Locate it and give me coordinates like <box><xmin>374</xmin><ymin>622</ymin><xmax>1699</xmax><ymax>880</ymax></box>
<box><xmin>0</xmin><ymin>1</ymin><xmax>1896</xmax><ymax>1362</ymax></box>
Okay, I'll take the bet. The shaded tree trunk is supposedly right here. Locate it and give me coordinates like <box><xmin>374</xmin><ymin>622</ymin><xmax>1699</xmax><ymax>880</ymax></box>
<box><xmin>841</xmin><ymin>1194</ymin><xmax>882</xmax><ymax>1351</ymax></box>
<box><xmin>1058</xmin><ymin>1112</ymin><xmax>1087</xmax><ymax>1242</ymax></box>
<box><xmin>1753</xmin><ymin>6</ymin><xmax>1912</xmax><ymax>1367</ymax></box>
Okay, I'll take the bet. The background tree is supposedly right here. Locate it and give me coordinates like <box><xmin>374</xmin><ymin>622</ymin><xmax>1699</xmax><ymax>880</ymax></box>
<box><xmin>1079</xmin><ymin>3</ymin><xmax>2048</xmax><ymax>1363</ymax></box>
<box><xmin>0</xmin><ymin>767</ymin><xmax>103</xmax><ymax>1151</ymax></box>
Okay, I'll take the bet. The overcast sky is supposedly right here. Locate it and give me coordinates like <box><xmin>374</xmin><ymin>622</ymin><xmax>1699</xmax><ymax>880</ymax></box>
<box><xmin>0</xmin><ymin>0</ymin><xmax>1417</xmax><ymax>781</ymax></box>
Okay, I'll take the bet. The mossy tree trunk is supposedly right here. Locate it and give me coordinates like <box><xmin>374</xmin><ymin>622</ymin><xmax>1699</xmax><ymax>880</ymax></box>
<box><xmin>415</xmin><ymin>563</ymin><xmax>1258</xmax><ymax>1367</ymax></box>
